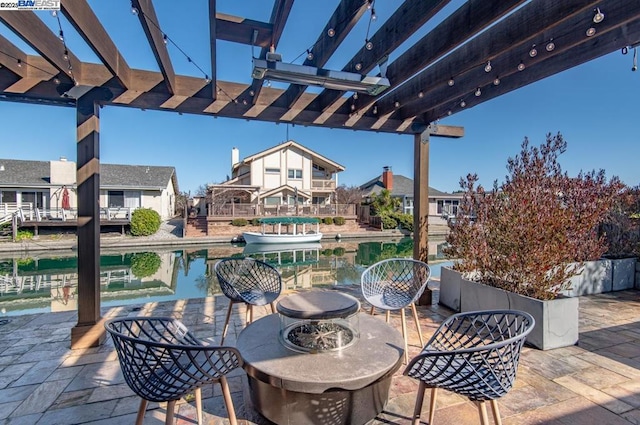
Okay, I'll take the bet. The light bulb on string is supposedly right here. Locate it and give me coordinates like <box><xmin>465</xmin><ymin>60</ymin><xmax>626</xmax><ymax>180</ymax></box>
<box><xmin>586</xmin><ymin>27</ymin><xmax>596</xmax><ymax>37</ymax></box>
<box><xmin>365</xmin><ymin>40</ymin><xmax>373</xmax><ymax>50</ymax></box>
<box><xmin>448</xmin><ymin>78</ymin><xmax>455</xmax><ymax>86</ymax></box>
<box><xmin>355</xmin><ymin>63</ymin><xmax>362</xmax><ymax>71</ymax></box>
<box><xmin>546</xmin><ymin>39</ymin><xmax>555</xmax><ymax>52</ymax></box>
<box><xmin>327</xmin><ymin>28</ymin><xmax>335</xmax><ymax>37</ymax></box>
<box><xmin>529</xmin><ymin>44</ymin><xmax>537</xmax><ymax>57</ymax></box>
<box><xmin>493</xmin><ymin>77</ymin><xmax>501</xmax><ymax>85</ymax></box>
<box><xmin>163</xmin><ymin>34</ymin><xmax>168</xmax><ymax>45</ymax></box>
<box><xmin>306</xmin><ymin>50</ymin><xmax>314</xmax><ymax>60</ymax></box>
<box><xmin>517</xmin><ymin>61</ymin><xmax>526</xmax><ymax>71</ymax></box>
<box><xmin>484</xmin><ymin>61</ymin><xmax>492</xmax><ymax>72</ymax></box>
<box><xmin>475</xmin><ymin>87</ymin><xmax>481</xmax><ymax>97</ymax></box>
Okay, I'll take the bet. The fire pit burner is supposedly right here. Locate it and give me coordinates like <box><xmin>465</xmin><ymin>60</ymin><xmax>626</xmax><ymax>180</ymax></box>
<box><xmin>276</xmin><ymin>291</ymin><xmax>360</xmax><ymax>353</ymax></box>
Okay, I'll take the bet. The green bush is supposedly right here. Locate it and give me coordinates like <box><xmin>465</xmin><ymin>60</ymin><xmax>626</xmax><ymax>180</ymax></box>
<box><xmin>322</xmin><ymin>248</ymin><xmax>334</xmax><ymax>256</ymax></box>
<box><xmin>131</xmin><ymin>252</ymin><xmax>161</xmax><ymax>277</ymax></box>
<box><xmin>334</xmin><ymin>216</ymin><xmax>346</xmax><ymax>225</ymax></box>
<box><xmin>379</xmin><ymin>213</ymin><xmax>398</xmax><ymax>230</ymax></box>
<box><xmin>130</xmin><ymin>208</ymin><xmax>161</xmax><ymax>236</ymax></box>
<box><xmin>323</xmin><ymin>217</ymin><xmax>334</xmax><ymax>225</ymax></box>
<box><xmin>250</xmin><ymin>218</ymin><xmax>260</xmax><ymax>226</ymax></box>
<box><xmin>395</xmin><ymin>213</ymin><xmax>413</xmax><ymax>232</ymax></box>
<box><xmin>231</xmin><ymin>218</ymin><xmax>249</xmax><ymax>226</ymax></box>
<box><xmin>333</xmin><ymin>247</ymin><xmax>345</xmax><ymax>256</ymax></box>
<box><xmin>15</xmin><ymin>229</ymin><xmax>34</xmax><ymax>241</ymax></box>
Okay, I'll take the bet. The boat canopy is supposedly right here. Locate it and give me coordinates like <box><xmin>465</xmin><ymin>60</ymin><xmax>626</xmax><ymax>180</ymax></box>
<box><xmin>258</xmin><ymin>217</ymin><xmax>320</xmax><ymax>225</ymax></box>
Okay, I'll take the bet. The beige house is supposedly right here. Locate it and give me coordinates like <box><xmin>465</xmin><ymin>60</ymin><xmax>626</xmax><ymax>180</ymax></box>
<box><xmin>212</xmin><ymin>140</ymin><xmax>345</xmax><ymax>209</ymax></box>
<box><xmin>0</xmin><ymin>158</ymin><xmax>178</xmax><ymax>221</ymax></box>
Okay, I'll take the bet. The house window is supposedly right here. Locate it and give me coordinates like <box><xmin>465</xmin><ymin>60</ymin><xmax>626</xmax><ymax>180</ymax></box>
<box><xmin>1</xmin><ymin>191</ymin><xmax>16</xmax><ymax>203</ymax></box>
<box><xmin>312</xmin><ymin>164</ymin><xmax>326</xmax><ymax>178</ymax></box>
<box><xmin>437</xmin><ymin>199</ymin><xmax>459</xmax><ymax>215</ymax></box>
<box><xmin>265</xmin><ymin>196</ymin><xmax>280</xmax><ymax>205</ymax></box>
<box><xmin>21</xmin><ymin>191</ymin><xmax>46</xmax><ymax>209</ymax></box>
<box><xmin>265</xmin><ymin>168</ymin><xmax>280</xmax><ymax>173</ymax></box>
<box><xmin>312</xmin><ymin>196</ymin><xmax>327</xmax><ymax>205</ymax></box>
<box><xmin>288</xmin><ymin>169</ymin><xmax>302</xmax><ymax>179</ymax></box>
<box><xmin>108</xmin><ymin>191</ymin><xmax>124</xmax><ymax>208</ymax></box>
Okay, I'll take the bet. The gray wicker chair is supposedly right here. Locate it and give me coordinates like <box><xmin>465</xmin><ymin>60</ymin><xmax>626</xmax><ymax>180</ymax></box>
<box><xmin>105</xmin><ymin>317</ymin><xmax>243</xmax><ymax>425</ymax></box>
<box><xmin>404</xmin><ymin>310</ymin><xmax>535</xmax><ymax>425</ymax></box>
<box><xmin>360</xmin><ymin>258</ymin><xmax>431</xmax><ymax>363</ymax></box>
<box><xmin>214</xmin><ymin>257</ymin><xmax>282</xmax><ymax>343</ymax></box>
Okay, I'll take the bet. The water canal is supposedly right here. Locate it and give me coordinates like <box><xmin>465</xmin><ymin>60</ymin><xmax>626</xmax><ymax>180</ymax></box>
<box><xmin>0</xmin><ymin>237</ymin><xmax>452</xmax><ymax>317</ymax></box>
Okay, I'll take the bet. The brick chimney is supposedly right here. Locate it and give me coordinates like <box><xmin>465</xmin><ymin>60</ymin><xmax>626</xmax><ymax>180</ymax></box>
<box><xmin>382</xmin><ymin>166</ymin><xmax>393</xmax><ymax>191</ymax></box>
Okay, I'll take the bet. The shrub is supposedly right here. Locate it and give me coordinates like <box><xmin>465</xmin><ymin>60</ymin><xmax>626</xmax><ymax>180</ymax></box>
<box><xmin>334</xmin><ymin>216</ymin><xmax>346</xmax><ymax>225</ymax></box>
<box><xmin>250</xmin><ymin>218</ymin><xmax>260</xmax><ymax>226</ymax></box>
<box><xmin>600</xmin><ymin>185</ymin><xmax>640</xmax><ymax>258</ymax></box>
<box><xmin>395</xmin><ymin>213</ymin><xmax>413</xmax><ymax>232</ymax></box>
<box><xmin>15</xmin><ymin>229</ymin><xmax>34</xmax><ymax>241</ymax></box>
<box><xmin>130</xmin><ymin>208</ymin><xmax>161</xmax><ymax>236</ymax></box>
<box><xmin>231</xmin><ymin>218</ymin><xmax>249</xmax><ymax>226</ymax></box>
<box><xmin>379</xmin><ymin>213</ymin><xmax>398</xmax><ymax>230</ymax></box>
<box><xmin>323</xmin><ymin>217</ymin><xmax>334</xmax><ymax>225</ymax></box>
<box><xmin>333</xmin><ymin>247</ymin><xmax>345</xmax><ymax>256</ymax></box>
<box><xmin>322</xmin><ymin>248</ymin><xmax>334</xmax><ymax>256</ymax></box>
<box><xmin>445</xmin><ymin>133</ymin><xmax>622</xmax><ymax>300</ymax></box>
<box><xmin>131</xmin><ymin>252</ymin><xmax>161</xmax><ymax>277</ymax></box>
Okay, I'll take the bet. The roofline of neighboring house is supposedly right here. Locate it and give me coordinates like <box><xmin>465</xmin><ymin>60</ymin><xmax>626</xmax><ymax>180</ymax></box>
<box><xmin>232</xmin><ymin>140</ymin><xmax>346</xmax><ymax>173</ymax></box>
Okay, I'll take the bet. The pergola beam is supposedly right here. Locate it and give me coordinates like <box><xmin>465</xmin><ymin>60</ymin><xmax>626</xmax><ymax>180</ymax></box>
<box><xmin>215</xmin><ymin>13</ymin><xmax>273</xmax><ymax>47</ymax></box>
<box><xmin>133</xmin><ymin>0</ymin><xmax>177</xmax><ymax>95</ymax></box>
<box><xmin>0</xmin><ymin>10</ymin><xmax>82</xmax><ymax>80</ymax></box>
<box><xmin>209</xmin><ymin>0</ymin><xmax>217</xmax><ymax>100</ymax></box>
<box><xmin>278</xmin><ymin>0</ymin><xmax>370</xmax><ymax>109</ymax></box>
<box><xmin>250</xmin><ymin>0</ymin><xmax>295</xmax><ymax>105</ymax></box>
<box><xmin>61</xmin><ymin>0</ymin><xmax>132</xmax><ymax>89</ymax></box>
<box><xmin>389</xmin><ymin>0</ymin><xmax>604</xmax><ymax>120</ymax></box>
<box><xmin>313</xmin><ymin>0</ymin><xmax>451</xmax><ymax>113</ymax></box>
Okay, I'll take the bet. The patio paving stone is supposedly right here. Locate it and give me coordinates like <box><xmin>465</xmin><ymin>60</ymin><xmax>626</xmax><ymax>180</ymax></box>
<box><xmin>0</xmin><ymin>289</ymin><xmax>637</xmax><ymax>424</ymax></box>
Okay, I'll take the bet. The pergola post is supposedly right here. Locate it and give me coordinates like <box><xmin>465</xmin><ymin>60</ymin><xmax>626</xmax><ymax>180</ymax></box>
<box><xmin>71</xmin><ymin>92</ymin><xmax>104</xmax><ymax>349</ymax></box>
<box><xmin>414</xmin><ymin>128</ymin><xmax>431</xmax><ymax>305</ymax></box>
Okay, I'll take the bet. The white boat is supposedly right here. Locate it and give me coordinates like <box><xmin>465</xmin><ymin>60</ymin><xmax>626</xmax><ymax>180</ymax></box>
<box><xmin>242</xmin><ymin>217</ymin><xmax>323</xmax><ymax>244</ymax></box>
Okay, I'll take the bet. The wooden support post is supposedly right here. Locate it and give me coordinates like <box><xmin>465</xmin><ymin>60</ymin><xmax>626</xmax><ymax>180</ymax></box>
<box><xmin>71</xmin><ymin>93</ymin><xmax>105</xmax><ymax>349</ymax></box>
<box><xmin>414</xmin><ymin>129</ymin><xmax>432</xmax><ymax>305</ymax></box>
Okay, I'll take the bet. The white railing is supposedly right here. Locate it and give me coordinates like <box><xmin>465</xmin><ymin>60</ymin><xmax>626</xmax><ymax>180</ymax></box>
<box><xmin>311</xmin><ymin>179</ymin><xmax>336</xmax><ymax>190</ymax></box>
<box><xmin>208</xmin><ymin>203</ymin><xmax>356</xmax><ymax>217</ymax></box>
<box><xmin>0</xmin><ymin>203</ymin><xmax>33</xmax><ymax>220</ymax></box>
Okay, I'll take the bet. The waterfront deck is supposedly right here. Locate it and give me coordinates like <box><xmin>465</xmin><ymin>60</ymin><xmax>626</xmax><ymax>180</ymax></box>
<box><xmin>0</xmin><ymin>287</ymin><xmax>638</xmax><ymax>424</ymax></box>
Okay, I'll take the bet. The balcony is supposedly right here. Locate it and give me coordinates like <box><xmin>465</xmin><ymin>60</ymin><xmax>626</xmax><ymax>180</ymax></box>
<box><xmin>311</xmin><ymin>179</ymin><xmax>336</xmax><ymax>191</ymax></box>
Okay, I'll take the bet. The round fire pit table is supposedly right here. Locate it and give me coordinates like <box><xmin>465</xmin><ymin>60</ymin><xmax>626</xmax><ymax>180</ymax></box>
<box><xmin>237</xmin><ymin>290</ymin><xmax>404</xmax><ymax>425</ymax></box>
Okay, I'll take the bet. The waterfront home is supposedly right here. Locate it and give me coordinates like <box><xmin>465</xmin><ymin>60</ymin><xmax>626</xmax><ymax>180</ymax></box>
<box><xmin>360</xmin><ymin>166</ymin><xmax>463</xmax><ymax>225</ymax></box>
<box><xmin>208</xmin><ymin>140</ymin><xmax>345</xmax><ymax>214</ymax></box>
<box><xmin>0</xmin><ymin>158</ymin><xmax>179</xmax><ymax>221</ymax></box>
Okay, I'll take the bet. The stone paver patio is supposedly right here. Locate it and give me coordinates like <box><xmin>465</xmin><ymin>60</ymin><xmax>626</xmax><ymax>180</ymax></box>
<box><xmin>0</xmin><ymin>286</ymin><xmax>639</xmax><ymax>425</ymax></box>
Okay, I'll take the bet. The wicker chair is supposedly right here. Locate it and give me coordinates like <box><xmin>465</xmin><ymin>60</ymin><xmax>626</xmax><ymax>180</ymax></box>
<box><xmin>214</xmin><ymin>257</ymin><xmax>282</xmax><ymax>343</ymax></box>
<box><xmin>404</xmin><ymin>310</ymin><xmax>535</xmax><ymax>425</ymax></box>
<box><xmin>360</xmin><ymin>258</ymin><xmax>431</xmax><ymax>363</ymax></box>
<box><xmin>105</xmin><ymin>317</ymin><xmax>243</xmax><ymax>425</ymax></box>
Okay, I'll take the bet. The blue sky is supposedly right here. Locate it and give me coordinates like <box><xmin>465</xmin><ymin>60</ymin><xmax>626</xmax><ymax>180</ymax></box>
<box><xmin>1</xmin><ymin>1</ymin><xmax>638</xmax><ymax>195</ymax></box>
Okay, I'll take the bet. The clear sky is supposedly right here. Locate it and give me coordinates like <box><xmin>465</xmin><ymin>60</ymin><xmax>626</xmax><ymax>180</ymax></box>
<box><xmin>1</xmin><ymin>1</ymin><xmax>638</xmax><ymax>195</ymax></box>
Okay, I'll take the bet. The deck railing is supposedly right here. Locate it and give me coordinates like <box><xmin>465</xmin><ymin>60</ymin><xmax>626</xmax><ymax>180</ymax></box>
<box><xmin>311</xmin><ymin>179</ymin><xmax>336</xmax><ymax>190</ymax></box>
<box><xmin>208</xmin><ymin>203</ymin><xmax>355</xmax><ymax>217</ymax></box>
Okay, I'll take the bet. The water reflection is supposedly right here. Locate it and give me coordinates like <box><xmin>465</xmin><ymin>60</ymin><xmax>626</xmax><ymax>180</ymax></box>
<box><xmin>0</xmin><ymin>237</ymin><xmax>450</xmax><ymax>316</ymax></box>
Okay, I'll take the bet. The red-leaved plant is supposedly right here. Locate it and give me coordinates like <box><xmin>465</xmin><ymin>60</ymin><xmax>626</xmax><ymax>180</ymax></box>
<box><xmin>444</xmin><ymin>133</ymin><xmax>623</xmax><ymax>300</ymax></box>
<box><xmin>600</xmin><ymin>185</ymin><xmax>640</xmax><ymax>258</ymax></box>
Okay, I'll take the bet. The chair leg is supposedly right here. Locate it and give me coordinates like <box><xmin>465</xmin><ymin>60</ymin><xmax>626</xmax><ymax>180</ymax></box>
<box><xmin>221</xmin><ymin>301</ymin><xmax>234</xmax><ymax>344</ymax></box>
<box><xmin>165</xmin><ymin>400</ymin><xmax>176</xmax><ymax>425</ymax></box>
<box><xmin>429</xmin><ymin>388</ymin><xmax>438</xmax><ymax>425</ymax></box>
<box><xmin>385</xmin><ymin>310</ymin><xmax>390</xmax><ymax>323</ymax></box>
<box><xmin>220</xmin><ymin>376</ymin><xmax>238</xmax><ymax>425</ymax></box>
<box><xmin>270</xmin><ymin>302</ymin><xmax>276</xmax><ymax>314</ymax></box>
<box><xmin>195</xmin><ymin>387</ymin><xmax>203</xmax><ymax>425</ymax></box>
<box><xmin>248</xmin><ymin>304</ymin><xmax>254</xmax><ymax>324</ymax></box>
<box><xmin>370</xmin><ymin>305</ymin><xmax>375</xmax><ymax>315</ymax></box>
<box><xmin>400</xmin><ymin>307</ymin><xmax>409</xmax><ymax>364</ymax></box>
<box><xmin>410</xmin><ymin>302</ymin><xmax>425</xmax><ymax>347</ymax></box>
<box><xmin>135</xmin><ymin>399</ymin><xmax>148</xmax><ymax>425</ymax></box>
<box><xmin>490</xmin><ymin>399</ymin><xmax>502</xmax><ymax>425</ymax></box>
<box><xmin>477</xmin><ymin>401</ymin><xmax>490</xmax><ymax>425</ymax></box>
<box><xmin>411</xmin><ymin>381</ymin><xmax>427</xmax><ymax>425</ymax></box>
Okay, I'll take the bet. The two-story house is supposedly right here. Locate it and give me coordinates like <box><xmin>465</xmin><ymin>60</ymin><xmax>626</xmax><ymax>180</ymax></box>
<box><xmin>210</xmin><ymin>140</ymin><xmax>345</xmax><ymax>213</ymax></box>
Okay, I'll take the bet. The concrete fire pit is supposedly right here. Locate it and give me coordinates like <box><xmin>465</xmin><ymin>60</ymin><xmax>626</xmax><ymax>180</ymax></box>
<box><xmin>236</xmin><ymin>291</ymin><xmax>404</xmax><ymax>425</ymax></box>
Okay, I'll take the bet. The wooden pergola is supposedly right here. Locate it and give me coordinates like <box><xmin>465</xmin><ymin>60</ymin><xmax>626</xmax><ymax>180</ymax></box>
<box><xmin>1</xmin><ymin>0</ymin><xmax>638</xmax><ymax>348</ymax></box>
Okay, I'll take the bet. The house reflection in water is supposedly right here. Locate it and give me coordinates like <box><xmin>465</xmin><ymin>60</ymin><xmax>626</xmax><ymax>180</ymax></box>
<box><xmin>0</xmin><ymin>251</ymin><xmax>178</xmax><ymax>315</ymax></box>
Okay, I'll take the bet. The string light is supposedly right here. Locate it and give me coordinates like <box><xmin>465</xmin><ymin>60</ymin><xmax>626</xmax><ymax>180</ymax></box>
<box><xmin>372</xmin><ymin>105</ymin><xmax>377</xmax><ymax>114</ymax></box>
<box><xmin>593</xmin><ymin>8</ymin><xmax>604</xmax><ymax>24</ymax></box>
<box><xmin>546</xmin><ymin>39</ymin><xmax>555</xmax><ymax>52</ymax></box>
<box><xmin>586</xmin><ymin>27</ymin><xmax>596</xmax><ymax>37</ymax></box>
<box><xmin>448</xmin><ymin>78</ymin><xmax>455</xmax><ymax>86</ymax></box>
<box><xmin>475</xmin><ymin>87</ymin><xmax>481</xmax><ymax>97</ymax></box>
<box><xmin>418</xmin><ymin>91</ymin><xmax>424</xmax><ymax>98</ymax></box>
<box><xmin>306</xmin><ymin>50</ymin><xmax>314</xmax><ymax>60</ymax></box>
<box><xmin>365</xmin><ymin>40</ymin><xmax>373</xmax><ymax>50</ymax></box>
<box><xmin>55</xmin><ymin>14</ymin><xmax>76</xmax><ymax>85</ymax></box>
<box><xmin>517</xmin><ymin>61</ymin><xmax>526</xmax><ymax>71</ymax></box>
<box><xmin>131</xmin><ymin>5</ymin><xmax>211</xmax><ymax>83</ymax></box>
<box><xmin>484</xmin><ymin>61</ymin><xmax>492</xmax><ymax>72</ymax></box>
<box><xmin>327</xmin><ymin>28</ymin><xmax>335</xmax><ymax>37</ymax></box>
<box><xmin>460</xmin><ymin>100</ymin><xmax>466</xmax><ymax>107</ymax></box>
<box><xmin>529</xmin><ymin>44</ymin><xmax>537</xmax><ymax>57</ymax></box>
<box><xmin>493</xmin><ymin>77</ymin><xmax>501</xmax><ymax>85</ymax></box>
<box><xmin>355</xmin><ymin>62</ymin><xmax>362</xmax><ymax>71</ymax></box>
<box><xmin>16</xmin><ymin>59</ymin><xmax>22</xmax><ymax>67</ymax></box>
<box><xmin>353</xmin><ymin>92</ymin><xmax>358</xmax><ymax>100</ymax></box>
<box><xmin>394</xmin><ymin>101</ymin><xmax>400</xmax><ymax>108</ymax></box>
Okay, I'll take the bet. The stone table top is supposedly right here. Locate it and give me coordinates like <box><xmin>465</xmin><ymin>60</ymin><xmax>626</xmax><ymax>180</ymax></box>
<box><xmin>276</xmin><ymin>291</ymin><xmax>361</xmax><ymax>320</ymax></box>
<box><xmin>237</xmin><ymin>312</ymin><xmax>404</xmax><ymax>394</ymax></box>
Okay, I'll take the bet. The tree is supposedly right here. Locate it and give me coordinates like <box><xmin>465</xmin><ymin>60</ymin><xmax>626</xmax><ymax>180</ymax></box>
<box><xmin>371</xmin><ymin>189</ymin><xmax>401</xmax><ymax>215</ymax></box>
<box><xmin>335</xmin><ymin>185</ymin><xmax>364</xmax><ymax>204</ymax></box>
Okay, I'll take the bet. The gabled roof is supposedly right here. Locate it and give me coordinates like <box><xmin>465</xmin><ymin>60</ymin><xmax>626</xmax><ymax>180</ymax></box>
<box><xmin>260</xmin><ymin>185</ymin><xmax>312</xmax><ymax>199</ymax></box>
<box><xmin>232</xmin><ymin>140</ymin><xmax>345</xmax><ymax>174</ymax></box>
<box><xmin>0</xmin><ymin>159</ymin><xmax>178</xmax><ymax>192</ymax></box>
<box><xmin>359</xmin><ymin>173</ymin><xmax>459</xmax><ymax>198</ymax></box>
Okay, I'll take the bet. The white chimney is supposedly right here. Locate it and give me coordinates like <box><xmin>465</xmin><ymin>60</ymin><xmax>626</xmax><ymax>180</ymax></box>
<box><xmin>232</xmin><ymin>147</ymin><xmax>239</xmax><ymax>168</ymax></box>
